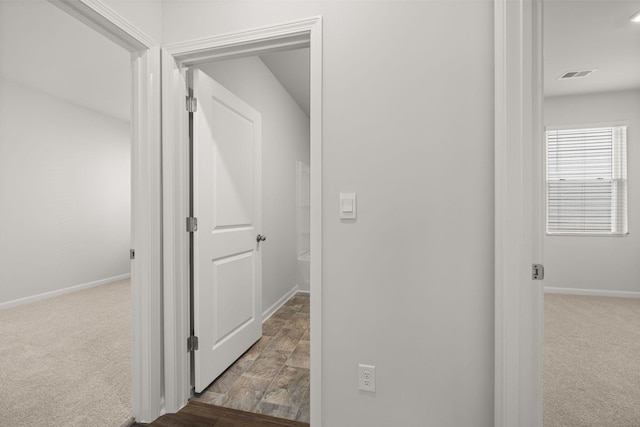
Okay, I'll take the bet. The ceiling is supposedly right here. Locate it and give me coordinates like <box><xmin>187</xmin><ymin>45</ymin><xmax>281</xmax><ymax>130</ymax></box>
<box><xmin>544</xmin><ymin>0</ymin><xmax>640</xmax><ymax>97</ymax></box>
<box><xmin>0</xmin><ymin>1</ymin><xmax>131</xmax><ymax>122</ymax></box>
<box><xmin>260</xmin><ymin>48</ymin><xmax>310</xmax><ymax>117</ymax></box>
<box><xmin>0</xmin><ymin>0</ymin><xmax>307</xmax><ymax>123</ymax></box>
<box><xmin>6</xmin><ymin>1</ymin><xmax>636</xmax><ymax>115</ymax></box>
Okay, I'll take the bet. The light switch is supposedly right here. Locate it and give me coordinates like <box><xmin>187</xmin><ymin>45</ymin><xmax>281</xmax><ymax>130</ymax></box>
<box><xmin>340</xmin><ymin>193</ymin><xmax>357</xmax><ymax>219</ymax></box>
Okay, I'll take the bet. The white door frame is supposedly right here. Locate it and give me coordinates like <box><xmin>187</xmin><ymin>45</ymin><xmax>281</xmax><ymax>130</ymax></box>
<box><xmin>161</xmin><ymin>17</ymin><xmax>323</xmax><ymax>425</ymax></box>
<box><xmin>494</xmin><ymin>0</ymin><xmax>544</xmax><ymax>426</ymax></box>
<box><xmin>48</xmin><ymin>0</ymin><xmax>163</xmax><ymax>422</ymax></box>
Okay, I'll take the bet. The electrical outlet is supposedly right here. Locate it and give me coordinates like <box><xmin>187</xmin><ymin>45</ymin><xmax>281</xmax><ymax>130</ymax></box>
<box><xmin>358</xmin><ymin>364</ymin><xmax>376</xmax><ymax>392</ymax></box>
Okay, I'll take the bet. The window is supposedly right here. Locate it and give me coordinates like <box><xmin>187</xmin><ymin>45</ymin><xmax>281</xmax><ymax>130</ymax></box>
<box><xmin>546</xmin><ymin>124</ymin><xmax>628</xmax><ymax>235</ymax></box>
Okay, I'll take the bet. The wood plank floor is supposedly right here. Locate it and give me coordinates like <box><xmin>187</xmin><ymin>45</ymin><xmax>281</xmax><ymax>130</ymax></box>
<box><xmin>134</xmin><ymin>401</ymin><xmax>309</xmax><ymax>426</ymax></box>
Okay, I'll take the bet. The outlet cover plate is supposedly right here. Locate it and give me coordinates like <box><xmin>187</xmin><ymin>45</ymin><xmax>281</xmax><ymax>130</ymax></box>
<box><xmin>358</xmin><ymin>364</ymin><xmax>376</xmax><ymax>392</ymax></box>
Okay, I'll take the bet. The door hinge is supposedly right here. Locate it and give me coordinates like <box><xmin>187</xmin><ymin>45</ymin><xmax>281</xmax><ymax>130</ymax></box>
<box><xmin>532</xmin><ymin>264</ymin><xmax>545</xmax><ymax>280</ymax></box>
<box><xmin>186</xmin><ymin>96</ymin><xmax>198</xmax><ymax>113</ymax></box>
<box><xmin>130</xmin><ymin>249</ymin><xmax>135</xmax><ymax>260</ymax></box>
<box><xmin>187</xmin><ymin>335</ymin><xmax>199</xmax><ymax>352</ymax></box>
<box><xmin>186</xmin><ymin>217</ymin><xmax>198</xmax><ymax>232</ymax></box>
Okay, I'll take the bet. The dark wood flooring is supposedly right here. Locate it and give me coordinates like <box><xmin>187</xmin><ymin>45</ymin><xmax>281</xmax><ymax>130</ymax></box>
<box><xmin>134</xmin><ymin>401</ymin><xmax>310</xmax><ymax>426</ymax></box>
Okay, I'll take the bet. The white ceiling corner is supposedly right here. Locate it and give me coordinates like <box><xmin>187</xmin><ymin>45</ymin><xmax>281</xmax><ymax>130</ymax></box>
<box><xmin>260</xmin><ymin>48</ymin><xmax>310</xmax><ymax>117</ymax></box>
<box><xmin>544</xmin><ymin>0</ymin><xmax>640</xmax><ymax>98</ymax></box>
<box><xmin>0</xmin><ymin>1</ymin><xmax>131</xmax><ymax>122</ymax></box>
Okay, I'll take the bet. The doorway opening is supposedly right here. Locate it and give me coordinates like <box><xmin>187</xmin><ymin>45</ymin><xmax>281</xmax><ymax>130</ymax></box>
<box><xmin>187</xmin><ymin>50</ymin><xmax>311</xmax><ymax>422</ymax></box>
<box><xmin>161</xmin><ymin>17</ymin><xmax>322</xmax><ymax>426</ymax></box>
<box><xmin>541</xmin><ymin>1</ymin><xmax>640</xmax><ymax>426</ymax></box>
<box><xmin>0</xmin><ymin>1</ymin><xmax>133</xmax><ymax>424</ymax></box>
<box><xmin>1</xmin><ymin>0</ymin><xmax>162</xmax><ymax>423</ymax></box>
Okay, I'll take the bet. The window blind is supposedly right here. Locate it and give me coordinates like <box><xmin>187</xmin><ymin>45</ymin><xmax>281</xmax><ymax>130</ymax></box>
<box><xmin>546</xmin><ymin>125</ymin><xmax>627</xmax><ymax>235</ymax></box>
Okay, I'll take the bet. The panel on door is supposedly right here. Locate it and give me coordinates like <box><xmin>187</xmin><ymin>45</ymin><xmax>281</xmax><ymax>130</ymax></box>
<box><xmin>192</xmin><ymin>68</ymin><xmax>263</xmax><ymax>393</ymax></box>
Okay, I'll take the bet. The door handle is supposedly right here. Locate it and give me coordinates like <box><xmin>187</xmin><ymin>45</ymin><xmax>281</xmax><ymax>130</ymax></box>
<box><xmin>256</xmin><ymin>234</ymin><xmax>267</xmax><ymax>242</ymax></box>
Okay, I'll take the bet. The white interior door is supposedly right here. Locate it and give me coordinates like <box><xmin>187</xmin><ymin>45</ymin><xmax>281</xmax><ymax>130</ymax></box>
<box><xmin>192</xmin><ymin>68</ymin><xmax>263</xmax><ymax>393</ymax></box>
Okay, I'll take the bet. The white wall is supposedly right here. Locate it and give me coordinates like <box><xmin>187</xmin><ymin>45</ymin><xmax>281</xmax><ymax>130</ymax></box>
<box><xmin>163</xmin><ymin>2</ymin><xmax>495</xmax><ymax>426</ymax></box>
<box><xmin>0</xmin><ymin>78</ymin><xmax>131</xmax><ymax>306</ymax></box>
<box><xmin>544</xmin><ymin>90</ymin><xmax>640</xmax><ymax>293</ymax></box>
<box><xmin>198</xmin><ymin>56</ymin><xmax>311</xmax><ymax>314</ymax></box>
<box><xmin>0</xmin><ymin>1</ymin><xmax>132</xmax><ymax>122</ymax></box>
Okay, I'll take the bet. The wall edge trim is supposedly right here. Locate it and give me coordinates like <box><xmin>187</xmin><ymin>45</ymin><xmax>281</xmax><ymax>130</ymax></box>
<box><xmin>262</xmin><ymin>285</ymin><xmax>300</xmax><ymax>322</ymax></box>
<box><xmin>0</xmin><ymin>273</ymin><xmax>132</xmax><ymax>311</ymax></box>
<box><xmin>544</xmin><ymin>287</ymin><xmax>640</xmax><ymax>299</ymax></box>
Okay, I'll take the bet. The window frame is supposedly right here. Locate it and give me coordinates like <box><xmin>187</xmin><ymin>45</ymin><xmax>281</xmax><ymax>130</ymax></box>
<box><xmin>545</xmin><ymin>121</ymin><xmax>629</xmax><ymax>237</ymax></box>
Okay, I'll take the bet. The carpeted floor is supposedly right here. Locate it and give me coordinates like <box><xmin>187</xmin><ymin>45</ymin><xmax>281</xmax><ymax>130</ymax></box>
<box><xmin>544</xmin><ymin>293</ymin><xmax>640</xmax><ymax>427</ymax></box>
<box><xmin>0</xmin><ymin>279</ymin><xmax>132</xmax><ymax>427</ymax></box>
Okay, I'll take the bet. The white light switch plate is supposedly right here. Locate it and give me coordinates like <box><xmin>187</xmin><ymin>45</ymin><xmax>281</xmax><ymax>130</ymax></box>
<box><xmin>340</xmin><ymin>192</ymin><xmax>357</xmax><ymax>219</ymax></box>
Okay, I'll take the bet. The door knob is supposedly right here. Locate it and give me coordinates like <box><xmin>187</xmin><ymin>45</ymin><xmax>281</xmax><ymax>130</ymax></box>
<box><xmin>256</xmin><ymin>234</ymin><xmax>267</xmax><ymax>242</ymax></box>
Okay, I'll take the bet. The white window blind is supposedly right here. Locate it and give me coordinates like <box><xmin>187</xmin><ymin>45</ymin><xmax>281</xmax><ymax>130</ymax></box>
<box><xmin>546</xmin><ymin>125</ymin><xmax>628</xmax><ymax>235</ymax></box>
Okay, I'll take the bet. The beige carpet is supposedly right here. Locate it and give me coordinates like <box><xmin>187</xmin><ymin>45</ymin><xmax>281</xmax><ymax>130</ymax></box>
<box><xmin>0</xmin><ymin>279</ymin><xmax>132</xmax><ymax>426</ymax></box>
<box><xmin>544</xmin><ymin>293</ymin><xmax>640</xmax><ymax>427</ymax></box>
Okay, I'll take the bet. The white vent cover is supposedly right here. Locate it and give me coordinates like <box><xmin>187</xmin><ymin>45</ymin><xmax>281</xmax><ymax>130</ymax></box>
<box><xmin>558</xmin><ymin>69</ymin><xmax>597</xmax><ymax>80</ymax></box>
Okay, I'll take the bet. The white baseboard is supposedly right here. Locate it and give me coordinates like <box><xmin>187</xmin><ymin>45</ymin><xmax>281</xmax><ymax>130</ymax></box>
<box><xmin>0</xmin><ymin>273</ymin><xmax>131</xmax><ymax>311</ymax></box>
<box><xmin>544</xmin><ymin>286</ymin><xmax>640</xmax><ymax>299</ymax></box>
<box><xmin>262</xmin><ymin>285</ymin><xmax>299</xmax><ymax>322</ymax></box>
<box><xmin>296</xmin><ymin>289</ymin><xmax>310</xmax><ymax>295</ymax></box>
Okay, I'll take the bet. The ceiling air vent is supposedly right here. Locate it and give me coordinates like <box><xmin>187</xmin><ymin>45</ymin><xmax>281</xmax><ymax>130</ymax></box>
<box><xmin>558</xmin><ymin>69</ymin><xmax>597</xmax><ymax>80</ymax></box>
